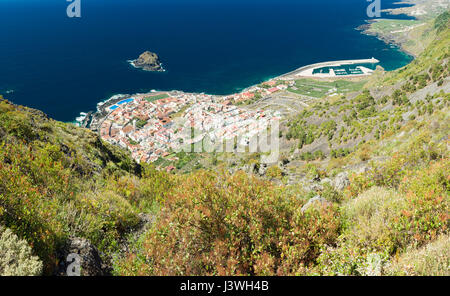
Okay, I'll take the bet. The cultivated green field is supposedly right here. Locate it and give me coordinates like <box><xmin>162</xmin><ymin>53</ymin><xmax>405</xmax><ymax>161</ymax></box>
<box><xmin>369</xmin><ymin>19</ymin><xmax>420</xmax><ymax>35</ymax></box>
<box><xmin>145</xmin><ymin>93</ymin><xmax>170</xmax><ymax>102</ymax></box>
<box><xmin>288</xmin><ymin>79</ymin><xmax>367</xmax><ymax>98</ymax></box>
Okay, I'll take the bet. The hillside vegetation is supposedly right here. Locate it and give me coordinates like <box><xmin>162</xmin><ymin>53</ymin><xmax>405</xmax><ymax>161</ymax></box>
<box><xmin>0</xmin><ymin>97</ymin><xmax>172</xmax><ymax>274</ymax></box>
<box><xmin>0</xmin><ymin>12</ymin><xmax>449</xmax><ymax>276</ymax></box>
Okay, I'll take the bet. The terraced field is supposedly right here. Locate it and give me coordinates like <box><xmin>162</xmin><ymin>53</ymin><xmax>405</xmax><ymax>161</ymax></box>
<box><xmin>287</xmin><ymin>79</ymin><xmax>367</xmax><ymax>98</ymax></box>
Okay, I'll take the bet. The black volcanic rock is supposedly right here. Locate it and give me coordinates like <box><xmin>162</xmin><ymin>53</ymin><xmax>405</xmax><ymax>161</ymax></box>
<box><xmin>131</xmin><ymin>51</ymin><xmax>164</xmax><ymax>72</ymax></box>
<box><xmin>55</xmin><ymin>238</ymin><xmax>110</xmax><ymax>276</ymax></box>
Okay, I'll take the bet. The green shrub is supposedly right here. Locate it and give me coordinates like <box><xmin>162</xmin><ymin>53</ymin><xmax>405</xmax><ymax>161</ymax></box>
<box><xmin>0</xmin><ymin>106</ymin><xmax>36</xmax><ymax>140</ymax></box>
<box><xmin>388</xmin><ymin>234</ymin><xmax>450</xmax><ymax>276</ymax></box>
<box><xmin>115</xmin><ymin>170</ymin><xmax>340</xmax><ymax>276</ymax></box>
<box><xmin>343</xmin><ymin>187</ymin><xmax>407</xmax><ymax>255</ymax></box>
<box><xmin>266</xmin><ymin>165</ymin><xmax>283</xmax><ymax>179</ymax></box>
<box><xmin>0</xmin><ymin>226</ymin><xmax>43</xmax><ymax>276</ymax></box>
<box><xmin>314</xmin><ymin>161</ymin><xmax>449</xmax><ymax>276</ymax></box>
<box><xmin>0</xmin><ymin>99</ymin><xmax>148</xmax><ymax>273</ymax></box>
<box><xmin>434</xmin><ymin>11</ymin><xmax>450</xmax><ymax>33</ymax></box>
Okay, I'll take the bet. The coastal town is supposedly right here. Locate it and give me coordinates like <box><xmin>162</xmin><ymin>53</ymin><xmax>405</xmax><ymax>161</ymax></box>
<box><xmin>85</xmin><ymin>82</ymin><xmax>294</xmax><ymax>165</ymax></box>
<box><xmin>79</xmin><ymin>58</ymin><xmax>380</xmax><ymax>166</ymax></box>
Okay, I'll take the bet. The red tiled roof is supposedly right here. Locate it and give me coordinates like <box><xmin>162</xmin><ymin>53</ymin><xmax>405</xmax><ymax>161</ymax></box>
<box><xmin>242</xmin><ymin>92</ymin><xmax>255</xmax><ymax>98</ymax></box>
<box><xmin>122</xmin><ymin>125</ymin><xmax>134</xmax><ymax>134</ymax></box>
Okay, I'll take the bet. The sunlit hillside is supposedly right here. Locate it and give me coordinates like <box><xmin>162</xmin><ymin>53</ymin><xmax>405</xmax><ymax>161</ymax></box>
<box><xmin>0</xmin><ymin>11</ymin><xmax>448</xmax><ymax>276</ymax></box>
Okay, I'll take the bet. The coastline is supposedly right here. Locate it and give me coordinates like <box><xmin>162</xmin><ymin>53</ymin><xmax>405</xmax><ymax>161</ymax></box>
<box><xmin>77</xmin><ymin>54</ymin><xmax>401</xmax><ymax>128</ymax></box>
<box><xmin>357</xmin><ymin>20</ymin><xmax>416</xmax><ymax>58</ymax></box>
<box><xmin>75</xmin><ymin>2</ymin><xmax>433</xmax><ymax>126</ymax></box>
<box><xmin>358</xmin><ymin>19</ymin><xmax>419</xmax><ymax>58</ymax></box>
<box><xmin>278</xmin><ymin>58</ymin><xmax>380</xmax><ymax>79</ymax></box>
<box><xmin>360</xmin><ymin>0</ymin><xmax>449</xmax><ymax>58</ymax></box>
<box><xmin>79</xmin><ymin>57</ymin><xmax>379</xmax><ymax>131</ymax></box>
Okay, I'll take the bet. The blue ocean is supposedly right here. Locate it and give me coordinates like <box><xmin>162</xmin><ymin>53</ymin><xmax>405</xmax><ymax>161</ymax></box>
<box><xmin>0</xmin><ymin>0</ymin><xmax>414</xmax><ymax>121</ymax></box>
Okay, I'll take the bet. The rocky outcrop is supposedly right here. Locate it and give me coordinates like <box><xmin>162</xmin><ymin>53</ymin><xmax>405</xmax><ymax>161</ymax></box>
<box><xmin>258</xmin><ymin>163</ymin><xmax>268</xmax><ymax>176</ymax></box>
<box><xmin>333</xmin><ymin>172</ymin><xmax>350</xmax><ymax>191</ymax></box>
<box><xmin>55</xmin><ymin>238</ymin><xmax>109</xmax><ymax>276</ymax></box>
<box><xmin>131</xmin><ymin>51</ymin><xmax>164</xmax><ymax>72</ymax></box>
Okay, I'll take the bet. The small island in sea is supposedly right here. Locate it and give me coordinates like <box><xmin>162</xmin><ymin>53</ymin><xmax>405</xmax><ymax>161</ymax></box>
<box><xmin>129</xmin><ymin>51</ymin><xmax>165</xmax><ymax>72</ymax></box>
